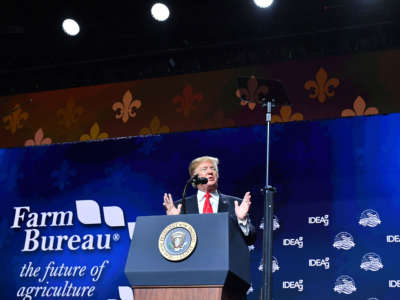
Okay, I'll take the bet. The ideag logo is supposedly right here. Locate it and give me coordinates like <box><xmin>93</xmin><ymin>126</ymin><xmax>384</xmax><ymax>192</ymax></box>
<box><xmin>309</xmin><ymin>257</ymin><xmax>330</xmax><ymax>270</ymax></box>
<box><xmin>360</xmin><ymin>253</ymin><xmax>383</xmax><ymax>272</ymax></box>
<box><xmin>308</xmin><ymin>215</ymin><xmax>329</xmax><ymax>227</ymax></box>
<box><xmin>333</xmin><ymin>275</ymin><xmax>357</xmax><ymax>295</ymax></box>
<box><xmin>386</xmin><ymin>235</ymin><xmax>400</xmax><ymax>243</ymax></box>
<box><xmin>359</xmin><ymin>209</ymin><xmax>381</xmax><ymax>228</ymax></box>
<box><xmin>282</xmin><ymin>280</ymin><xmax>303</xmax><ymax>292</ymax></box>
<box><xmin>10</xmin><ymin>200</ymin><xmax>131</xmax><ymax>252</ymax></box>
<box><xmin>389</xmin><ymin>280</ymin><xmax>400</xmax><ymax>288</ymax></box>
<box><xmin>333</xmin><ymin>232</ymin><xmax>355</xmax><ymax>250</ymax></box>
<box><xmin>283</xmin><ymin>237</ymin><xmax>303</xmax><ymax>249</ymax></box>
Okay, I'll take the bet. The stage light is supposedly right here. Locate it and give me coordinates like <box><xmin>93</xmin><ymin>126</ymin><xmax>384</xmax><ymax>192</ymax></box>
<box><xmin>151</xmin><ymin>3</ymin><xmax>170</xmax><ymax>22</ymax></box>
<box><xmin>253</xmin><ymin>0</ymin><xmax>274</xmax><ymax>8</ymax></box>
<box><xmin>62</xmin><ymin>19</ymin><xmax>80</xmax><ymax>36</ymax></box>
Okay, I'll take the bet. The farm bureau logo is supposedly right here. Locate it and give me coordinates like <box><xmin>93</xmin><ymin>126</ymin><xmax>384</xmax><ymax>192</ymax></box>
<box><xmin>360</xmin><ymin>253</ymin><xmax>383</xmax><ymax>271</ymax></box>
<box><xmin>333</xmin><ymin>232</ymin><xmax>355</xmax><ymax>250</ymax></box>
<box><xmin>333</xmin><ymin>275</ymin><xmax>356</xmax><ymax>295</ymax></box>
<box><xmin>258</xmin><ymin>256</ymin><xmax>280</xmax><ymax>273</ymax></box>
<box><xmin>359</xmin><ymin>209</ymin><xmax>381</xmax><ymax>227</ymax></box>
<box><xmin>309</xmin><ymin>257</ymin><xmax>330</xmax><ymax>270</ymax></box>
<box><xmin>308</xmin><ymin>215</ymin><xmax>329</xmax><ymax>227</ymax></box>
<box><xmin>10</xmin><ymin>200</ymin><xmax>126</xmax><ymax>252</ymax></box>
<box><xmin>259</xmin><ymin>215</ymin><xmax>280</xmax><ymax>231</ymax></box>
<box><xmin>282</xmin><ymin>279</ymin><xmax>303</xmax><ymax>292</ymax></box>
<box><xmin>272</xmin><ymin>256</ymin><xmax>280</xmax><ymax>273</ymax></box>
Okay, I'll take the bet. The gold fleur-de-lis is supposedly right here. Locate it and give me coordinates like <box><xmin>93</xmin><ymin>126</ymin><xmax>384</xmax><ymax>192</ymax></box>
<box><xmin>80</xmin><ymin>122</ymin><xmax>109</xmax><ymax>141</ymax></box>
<box><xmin>305</xmin><ymin>68</ymin><xmax>340</xmax><ymax>103</ymax></box>
<box><xmin>3</xmin><ymin>104</ymin><xmax>29</xmax><ymax>134</ymax></box>
<box><xmin>24</xmin><ymin>128</ymin><xmax>52</xmax><ymax>146</ymax></box>
<box><xmin>56</xmin><ymin>99</ymin><xmax>84</xmax><ymax>128</ymax></box>
<box><xmin>341</xmin><ymin>96</ymin><xmax>379</xmax><ymax>117</ymax></box>
<box><xmin>271</xmin><ymin>105</ymin><xmax>304</xmax><ymax>123</ymax></box>
<box><xmin>235</xmin><ymin>76</ymin><xmax>268</xmax><ymax>110</ymax></box>
<box><xmin>139</xmin><ymin>116</ymin><xmax>170</xmax><ymax>135</ymax></box>
<box><xmin>112</xmin><ymin>90</ymin><xmax>142</xmax><ymax>123</ymax></box>
<box><xmin>173</xmin><ymin>85</ymin><xmax>203</xmax><ymax>117</ymax></box>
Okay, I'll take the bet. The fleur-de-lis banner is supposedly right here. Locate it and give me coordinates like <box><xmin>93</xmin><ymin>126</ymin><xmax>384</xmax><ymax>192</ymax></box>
<box><xmin>1</xmin><ymin>48</ymin><xmax>400</xmax><ymax>148</ymax></box>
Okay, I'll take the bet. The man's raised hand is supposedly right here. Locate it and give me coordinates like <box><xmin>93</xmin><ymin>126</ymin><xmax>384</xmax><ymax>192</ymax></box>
<box><xmin>163</xmin><ymin>193</ymin><xmax>182</xmax><ymax>215</ymax></box>
<box><xmin>234</xmin><ymin>191</ymin><xmax>251</xmax><ymax>220</ymax></box>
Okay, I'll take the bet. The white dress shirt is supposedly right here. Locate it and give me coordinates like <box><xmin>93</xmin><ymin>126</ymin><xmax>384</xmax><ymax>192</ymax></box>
<box><xmin>197</xmin><ymin>190</ymin><xmax>250</xmax><ymax>236</ymax></box>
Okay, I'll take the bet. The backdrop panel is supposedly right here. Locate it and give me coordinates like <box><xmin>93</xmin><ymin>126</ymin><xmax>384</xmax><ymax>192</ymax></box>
<box><xmin>0</xmin><ymin>113</ymin><xmax>399</xmax><ymax>300</ymax></box>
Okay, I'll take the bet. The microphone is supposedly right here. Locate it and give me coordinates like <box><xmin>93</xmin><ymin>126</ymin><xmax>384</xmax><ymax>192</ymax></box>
<box><xmin>182</xmin><ymin>174</ymin><xmax>208</xmax><ymax>214</ymax></box>
<box><xmin>192</xmin><ymin>174</ymin><xmax>208</xmax><ymax>185</ymax></box>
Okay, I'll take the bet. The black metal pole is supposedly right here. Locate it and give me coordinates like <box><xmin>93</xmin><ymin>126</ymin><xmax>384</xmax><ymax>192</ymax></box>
<box><xmin>182</xmin><ymin>178</ymin><xmax>192</xmax><ymax>214</ymax></box>
<box><xmin>261</xmin><ymin>100</ymin><xmax>275</xmax><ymax>300</ymax></box>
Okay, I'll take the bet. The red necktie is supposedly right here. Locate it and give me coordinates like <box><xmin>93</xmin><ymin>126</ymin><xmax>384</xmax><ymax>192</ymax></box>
<box><xmin>203</xmin><ymin>192</ymin><xmax>213</xmax><ymax>214</ymax></box>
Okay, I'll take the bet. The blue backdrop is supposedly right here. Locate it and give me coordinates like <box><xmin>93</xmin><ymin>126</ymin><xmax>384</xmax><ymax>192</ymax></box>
<box><xmin>1</xmin><ymin>113</ymin><xmax>399</xmax><ymax>300</ymax></box>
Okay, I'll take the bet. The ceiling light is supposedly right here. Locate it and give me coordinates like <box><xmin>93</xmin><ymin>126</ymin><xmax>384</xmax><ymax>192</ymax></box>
<box><xmin>253</xmin><ymin>0</ymin><xmax>274</xmax><ymax>8</ymax></box>
<box><xmin>151</xmin><ymin>3</ymin><xmax>170</xmax><ymax>22</ymax></box>
<box><xmin>62</xmin><ymin>19</ymin><xmax>80</xmax><ymax>36</ymax></box>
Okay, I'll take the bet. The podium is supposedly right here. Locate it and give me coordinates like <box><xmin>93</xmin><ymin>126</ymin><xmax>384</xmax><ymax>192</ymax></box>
<box><xmin>125</xmin><ymin>213</ymin><xmax>251</xmax><ymax>300</ymax></box>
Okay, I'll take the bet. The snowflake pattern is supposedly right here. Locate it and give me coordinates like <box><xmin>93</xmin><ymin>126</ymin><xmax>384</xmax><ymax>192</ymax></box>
<box><xmin>0</xmin><ymin>163</ymin><xmax>23</xmax><ymax>192</ymax></box>
<box><xmin>51</xmin><ymin>161</ymin><xmax>76</xmax><ymax>191</ymax></box>
<box><xmin>105</xmin><ymin>163</ymin><xmax>133</xmax><ymax>190</ymax></box>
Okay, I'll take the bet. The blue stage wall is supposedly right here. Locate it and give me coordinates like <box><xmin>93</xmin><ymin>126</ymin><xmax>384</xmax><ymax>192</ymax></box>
<box><xmin>1</xmin><ymin>113</ymin><xmax>399</xmax><ymax>300</ymax></box>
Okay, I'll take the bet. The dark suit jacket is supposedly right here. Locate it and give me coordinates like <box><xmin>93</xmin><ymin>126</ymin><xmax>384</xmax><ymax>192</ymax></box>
<box><xmin>175</xmin><ymin>192</ymin><xmax>256</xmax><ymax>245</ymax></box>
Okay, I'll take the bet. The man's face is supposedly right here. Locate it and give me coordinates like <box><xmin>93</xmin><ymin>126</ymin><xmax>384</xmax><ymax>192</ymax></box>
<box><xmin>194</xmin><ymin>160</ymin><xmax>218</xmax><ymax>190</ymax></box>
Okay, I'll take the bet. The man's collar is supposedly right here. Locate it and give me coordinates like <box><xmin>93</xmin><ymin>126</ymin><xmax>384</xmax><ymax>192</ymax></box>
<box><xmin>197</xmin><ymin>190</ymin><xmax>219</xmax><ymax>199</ymax></box>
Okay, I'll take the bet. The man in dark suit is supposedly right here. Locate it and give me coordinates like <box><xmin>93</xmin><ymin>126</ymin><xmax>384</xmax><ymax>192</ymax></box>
<box><xmin>163</xmin><ymin>156</ymin><xmax>256</xmax><ymax>245</ymax></box>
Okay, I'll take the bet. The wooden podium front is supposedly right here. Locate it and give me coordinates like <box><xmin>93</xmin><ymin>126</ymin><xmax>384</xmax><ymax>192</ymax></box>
<box><xmin>125</xmin><ymin>213</ymin><xmax>251</xmax><ymax>300</ymax></box>
<box><xmin>133</xmin><ymin>285</ymin><xmax>244</xmax><ymax>300</ymax></box>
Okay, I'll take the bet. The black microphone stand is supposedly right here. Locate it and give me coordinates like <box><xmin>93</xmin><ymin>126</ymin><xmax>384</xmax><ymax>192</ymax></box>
<box><xmin>181</xmin><ymin>177</ymin><xmax>193</xmax><ymax>214</ymax></box>
<box><xmin>237</xmin><ymin>77</ymin><xmax>288</xmax><ymax>300</ymax></box>
<box><xmin>182</xmin><ymin>175</ymin><xmax>207</xmax><ymax>214</ymax></box>
<box><xmin>260</xmin><ymin>97</ymin><xmax>276</xmax><ymax>300</ymax></box>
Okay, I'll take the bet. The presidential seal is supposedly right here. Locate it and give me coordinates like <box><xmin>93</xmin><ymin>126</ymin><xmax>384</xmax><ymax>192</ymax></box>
<box><xmin>158</xmin><ymin>221</ymin><xmax>197</xmax><ymax>261</ymax></box>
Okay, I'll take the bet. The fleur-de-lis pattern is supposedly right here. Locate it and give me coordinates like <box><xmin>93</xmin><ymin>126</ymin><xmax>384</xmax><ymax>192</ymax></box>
<box><xmin>57</xmin><ymin>99</ymin><xmax>84</xmax><ymax>128</ymax></box>
<box><xmin>3</xmin><ymin>104</ymin><xmax>29</xmax><ymax>134</ymax></box>
<box><xmin>80</xmin><ymin>122</ymin><xmax>109</xmax><ymax>141</ymax></box>
<box><xmin>139</xmin><ymin>116</ymin><xmax>170</xmax><ymax>135</ymax></box>
<box><xmin>271</xmin><ymin>105</ymin><xmax>304</xmax><ymax>123</ymax></box>
<box><xmin>235</xmin><ymin>76</ymin><xmax>268</xmax><ymax>110</ymax></box>
<box><xmin>112</xmin><ymin>90</ymin><xmax>142</xmax><ymax>123</ymax></box>
<box><xmin>0</xmin><ymin>49</ymin><xmax>397</xmax><ymax>148</ymax></box>
<box><xmin>173</xmin><ymin>85</ymin><xmax>203</xmax><ymax>117</ymax></box>
<box><xmin>305</xmin><ymin>68</ymin><xmax>340</xmax><ymax>103</ymax></box>
<box><xmin>24</xmin><ymin>128</ymin><xmax>52</xmax><ymax>146</ymax></box>
<box><xmin>341</xmin><ymin>96</ymin><xmax>379</xmax><ymax>117</ymax></box>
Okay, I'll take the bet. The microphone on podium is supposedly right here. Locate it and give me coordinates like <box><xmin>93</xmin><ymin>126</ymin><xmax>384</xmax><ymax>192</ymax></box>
<box><xmin>191</xmin><ymin>174</ymin><xmax>208</xmax><ymax>185</ymax></box>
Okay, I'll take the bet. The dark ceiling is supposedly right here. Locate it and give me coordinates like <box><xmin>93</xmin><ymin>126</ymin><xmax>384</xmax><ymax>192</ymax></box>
<box><xmin>0</xmin><ymin>0</ymin><xmax>399</xmax><ymax>95</ymax></box>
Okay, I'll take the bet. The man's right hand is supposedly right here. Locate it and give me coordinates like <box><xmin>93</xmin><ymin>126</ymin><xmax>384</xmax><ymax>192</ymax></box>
<box><xmin>163</xmin><ymin>193</ymin><xmax>182</xmax><ymax>215</ymax></box>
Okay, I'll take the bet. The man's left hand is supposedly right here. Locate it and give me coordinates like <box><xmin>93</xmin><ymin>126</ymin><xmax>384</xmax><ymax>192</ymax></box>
<box><xmin>234</xmin><ymin>191</ymin><xmax>251</xmax><ymax>220</ymax></box>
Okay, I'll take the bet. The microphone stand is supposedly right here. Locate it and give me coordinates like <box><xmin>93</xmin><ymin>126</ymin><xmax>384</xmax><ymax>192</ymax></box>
<box><xmin>182</xmin><ymin>175</ymin><xmax>207</xmax><ymax>214</ymax></box>
<box><xmin>261</xmin><ymin>98</ymin><xmax>276</xmax><ymax>300</ymax></box>
<box><xmin>236</xmin><ymin>77</ymin><xmax>287</xmax><ymax>300</ymax></box>
<box><xmin>181</xmin><ymin>177</ymin><xmax>193</xmax><ymax>214</ymax></box>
